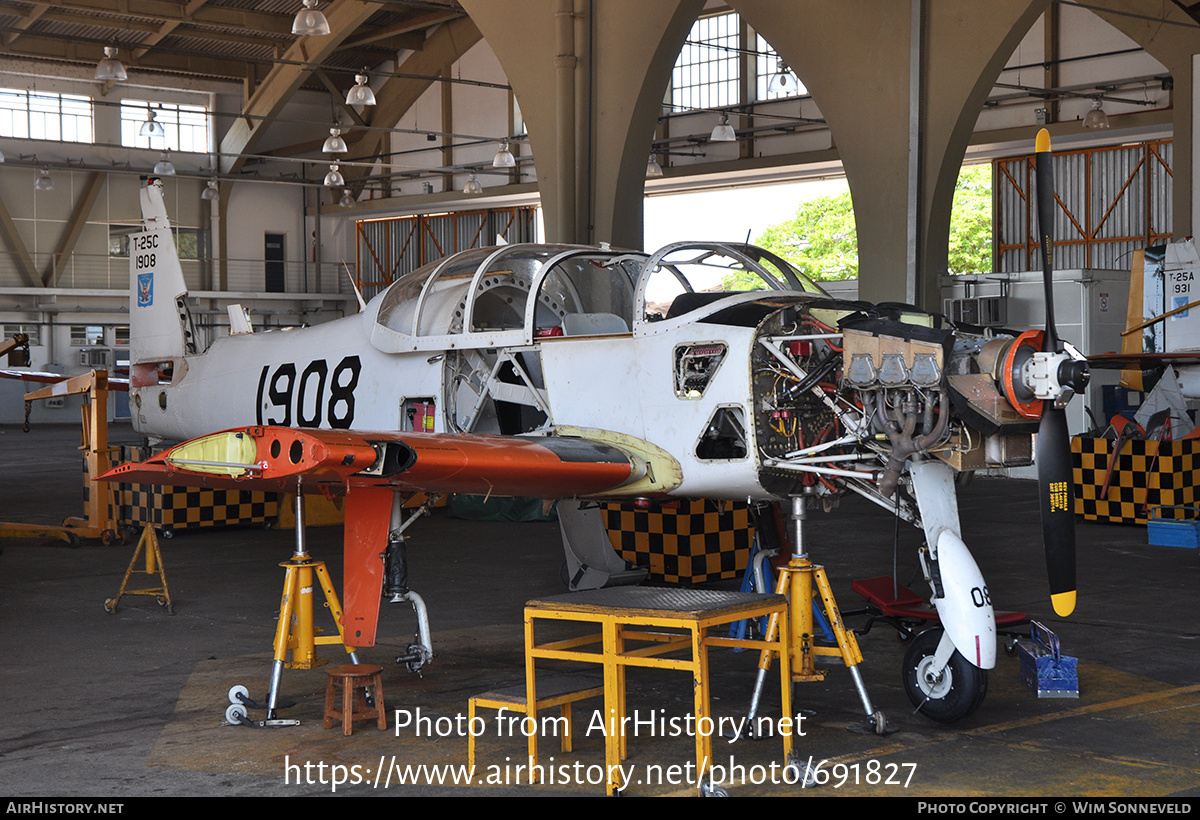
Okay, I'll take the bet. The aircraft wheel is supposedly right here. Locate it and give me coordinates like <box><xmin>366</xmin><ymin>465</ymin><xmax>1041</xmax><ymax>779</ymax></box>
<box><xmin>902</xmin><ymin>627</ymin><xmax>988</xmax><ymax>723</ymax></box>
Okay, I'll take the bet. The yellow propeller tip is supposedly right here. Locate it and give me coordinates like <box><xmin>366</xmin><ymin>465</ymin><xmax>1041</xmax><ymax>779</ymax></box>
<box><xmin>1036</xmin><ymin>128</ymin><xmax>1051</xmax><ymax>154</ymax></box>
<box><xmin>1051</xmin><ymin>590</ymin><xmax>1076</xmax><ymax>617</ymax></box>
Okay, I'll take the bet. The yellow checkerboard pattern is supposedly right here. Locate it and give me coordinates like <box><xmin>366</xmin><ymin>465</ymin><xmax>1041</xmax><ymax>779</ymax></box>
<box><xmin>1073</xmin><ymin>436</ymin><xmax>1200</xmax><ymax>524</ymax></box>
<box><xmin>603</xmin><ymin>500</ymin><xmax>753</xmax><ymax>584</ymax></box>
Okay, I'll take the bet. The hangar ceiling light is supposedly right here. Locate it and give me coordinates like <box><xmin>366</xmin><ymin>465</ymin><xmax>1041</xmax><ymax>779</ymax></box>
<box><xmin>140</xmin><ymin>108</ymin><xmax>165</xmax><ymax>140</ymax></box>
<box><xmin>292</xmin><ymin>0</ymin><xmax>331</xmax><ymax>37</ymax></box>
<box><xmin>1083</xmin><ymin>98</ymin><xmax>1110</xmax><ymax>130</ymax></box>
<box><xmin>492</xmin><ymin>141</ymin><xmax>515</xmax><ymax>168</ymax></box>
<box><xmin>94</xmin><ymin>46</ymin><xmax>127</xmax><ymax>82</ymax></box>
<box><xmin>153</xmin><ymin>152</ymin><xmax>175</xmax><ymax>175</ymax></box>
<box><xmin>710</xmin><ymin>113</ymin><xmax>736</xmax><ymax>142</ymax></box>
<box><xmin>346</xmin><ymin>70</ymin><xmax>376</xmax><ymax>107</ymax></box>
<box><xmin>34</xmin><ymin>167</ymin><xmax>54</xmax><ymax>192</ymax></box>
<box><xmin>323</xmin><ymin>127</ymin><xmax>348</xmax><ymax>154</ymax></box>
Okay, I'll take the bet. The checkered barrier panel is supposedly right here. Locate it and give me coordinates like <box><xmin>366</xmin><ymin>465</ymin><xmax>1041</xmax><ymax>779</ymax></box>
<box><xmin>116</xmin><ymin>484</ymin><xmax>278</xmax><ymax>529</ymax></box>
<box><xmin>112</xmin><ymin>445</ymin><xmax>278</xmax><ymax>530</ymax></box>
<box><xmin>603</xmin><ymin>500</ymin><xmax>754</xmax><ymax>584</ymax></box>
<box><xmin>1073</xmin><ymin>436</ymin><xmax>1200</xmax><ymax>524</ymax></box>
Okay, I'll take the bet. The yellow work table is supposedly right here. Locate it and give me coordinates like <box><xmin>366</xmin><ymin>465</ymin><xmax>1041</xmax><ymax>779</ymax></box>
<box><xmin>523</xmin><ymin>586</ymin><xmax>793</xmax><ymax>795</ymax></box>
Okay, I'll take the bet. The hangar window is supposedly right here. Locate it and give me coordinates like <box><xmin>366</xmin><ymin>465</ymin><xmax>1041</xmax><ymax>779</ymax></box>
<box><xmin>110</xmin><ymin>224</ymin><xmax>201</xmax><ymax>260</ymax></box>
<box><xmin>670</xmin><ymin>17</ymin><xmax>802</xmax><ymax>112</ymax></box>
<box><xmin>120</xmin><ymin>100</ymin><xmax>210</xmax><ymax>153</ymax></box>
<box><xmin>4</xmin><ymin>324</ymin><xmax>40</xmax><ymax>346</ymax></box>
<box><xmin>673</xmin><ymin>12</ymin><xmax>740</xmax><ymax>110</ymax></box>
<box><xmin>0</xmin><ymin>88</ymin><xmax>93</xmax><ymax>143</ymax></box>
<box><xmin>70</xmin><ymin>326</ymin><xmax>105</xmax><ymax>347</ymax></box>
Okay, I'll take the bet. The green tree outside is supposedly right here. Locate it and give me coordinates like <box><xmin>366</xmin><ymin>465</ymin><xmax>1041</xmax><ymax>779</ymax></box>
<box><xmin>726</xmin><ymin>164</ymin><xmax>992</xmax><ymax>288</ymax></box>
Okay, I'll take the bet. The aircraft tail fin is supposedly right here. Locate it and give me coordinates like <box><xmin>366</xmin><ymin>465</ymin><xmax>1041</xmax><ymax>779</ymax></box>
<box><xmin>130</xmin><ymin>177</ymin><xmax>201</xmax><ymax>366</ymax></box>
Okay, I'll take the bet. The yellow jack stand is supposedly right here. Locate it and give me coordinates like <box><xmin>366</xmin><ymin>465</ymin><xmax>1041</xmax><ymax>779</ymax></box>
<box><xmin>263</xmin><ymin>489</ymin><xmax>361</xmax><ymax>719</ymax></box>
<box><xmin>105</xmin><ymin>524</ymin><xmax>173</xmax><ymax>615</ymax></box>
<box><xmin>273</xmin><ymin>555</ymin><xmax>352</xmax><ymax>671</ymax></box>
<box><xmin>748</xmin><ymin>494</ymin><xmax>887</xmax><ymax>736</ymax></box>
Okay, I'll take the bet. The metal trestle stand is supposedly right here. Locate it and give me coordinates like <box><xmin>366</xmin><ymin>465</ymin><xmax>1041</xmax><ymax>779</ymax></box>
<box><xmin>264</xmin><ymin>485</ymin><xmax>361</xmax><ymax>719</ymax></box>
<box><xmin>105</xmin><ymin>523</ymin><xmax>173</xmax><ymax>615</ymax></box>
<box><xmin>747</xmin><ymin>492</ymin><xmax>888</xmax><ymax>738</ymax></box>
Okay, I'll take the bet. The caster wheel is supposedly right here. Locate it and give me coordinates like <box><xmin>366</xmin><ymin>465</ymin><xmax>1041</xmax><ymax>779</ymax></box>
<box><xmin>104</xmin><ymin>598</ymin><xmax>116</xmax><ymax>613</ymax></box>
<box><xmin>160</xmin><ymin>529</ymin><xmax>173</xmax><ymax>540</ymax></box>
<box><xmin>872</xmin><ymin>709</ymin><xmax>888</xmax><ymax>735</ymax></box>
<box><xmin>699</xmin><ymin>782</ymin><xmax>729</xmax><ymax>797</ymax></box>
<box><xmin>902</xmin><ymin>627</ymin><xmax>988</xmax><ymax>723</ymax></box>
<box><xmin>228</xmin><ymin>685</ymin><xmax>249</xmax><ymax>706</ymax></box>
<box><xmin>156</xmin><ymin>595</ymin><xmax>168</xmax><ymax>607</ymax></box>
<box><xmin>225</xmin><ymin>704</ymin><xmax>248</xmax><ymax>725</ymax></box>
<box><xmin>101</xmin><ymin>529</ymin><xmax>116</xmax><ymax>547</ymax></box>
<box><xmin>785</xmin><ymin>753</ymin><xmax>820</xmax><ymax>788</ymax></box>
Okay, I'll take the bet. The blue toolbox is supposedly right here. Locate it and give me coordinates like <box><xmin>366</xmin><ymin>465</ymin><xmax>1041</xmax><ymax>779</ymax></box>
<box><xmin>1017</xmin><ymin>621</ymin><xmax>1078</xmax><ymax>699</ymax></box>
<box><xmin>1147</xmin><ymin>506</ymin><xmax>1200</xmax><ymax>549</ymax></box>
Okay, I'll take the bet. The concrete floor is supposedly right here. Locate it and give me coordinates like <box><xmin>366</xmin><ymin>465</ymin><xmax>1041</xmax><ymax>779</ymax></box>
<box><xmin>2</xmin><ymin>422</ymin><xmax>1199</xmax><ymax>798</ymax></box>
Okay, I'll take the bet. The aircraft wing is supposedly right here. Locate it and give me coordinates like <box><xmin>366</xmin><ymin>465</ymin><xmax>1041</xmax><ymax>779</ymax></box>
<box><xmin>99</xmin><ymin>425</ymin><xmax>643</xmax><ymax>498</ymax></box>
<box><xmin>1087</xmin><ymin>352</ymin><xmax>1200</xmax><ymax>369</ymax></box>
<box><xmin>98</xmin><ymin>425</ymin><xmax>646</xmax><ymax>648</ymax></box>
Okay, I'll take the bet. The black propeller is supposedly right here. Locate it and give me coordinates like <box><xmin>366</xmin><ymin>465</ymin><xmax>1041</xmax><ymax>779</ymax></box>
<box><xmin>1034</xmin><ymin>128</ymin><xmax>1079</xmax><ymax>617</ymax></box>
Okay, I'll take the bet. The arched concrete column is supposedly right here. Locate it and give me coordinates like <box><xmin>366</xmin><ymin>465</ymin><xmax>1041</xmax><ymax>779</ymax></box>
<box><xmin>1077</xmin><ymin>0</ymin><xmax>1198</xmax><ymax>243</ymax></box>
<box><xmin>460</xmin><ymin>0</ymin><xmax>704</xmax><ymax>247</ymax></box>
<box><xmin>733</xmin><ymin>0</ymin><xmax>1048</xmax><ymax>307</ymax></box>
<box><xmin>730</xmin><ymin>0</ymin><xmax>914</xmax><ymax>302</ymax></box>
<box><xmin>919</xmin><ymin>1</ymin><xmax>1048</xmax><ymax>302</ymax></box>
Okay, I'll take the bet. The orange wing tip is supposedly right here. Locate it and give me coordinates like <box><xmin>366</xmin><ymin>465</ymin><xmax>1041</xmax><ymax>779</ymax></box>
<box><xmin>1051</xmin><ymin>590</ymin><xmax>1076</xmax><ymax>617</ymax></box>
<box><xmin>1036</xmin><ymin>128</ymin><xmax>1051</xmax><ymax>154</ymax></box>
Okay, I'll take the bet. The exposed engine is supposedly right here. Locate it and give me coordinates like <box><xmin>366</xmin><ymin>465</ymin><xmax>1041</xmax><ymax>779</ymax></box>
<box><xmin>750</xmin><ymin>302</ymin><xmax>1084</xmax><ymax>511</ymax></box>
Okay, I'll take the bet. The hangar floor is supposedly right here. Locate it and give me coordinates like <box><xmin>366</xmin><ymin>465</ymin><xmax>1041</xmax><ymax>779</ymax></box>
<box><xmin>2</xmin><ymin>423</ymin><xmax>1199</xmax><ymax>798</ymax></box>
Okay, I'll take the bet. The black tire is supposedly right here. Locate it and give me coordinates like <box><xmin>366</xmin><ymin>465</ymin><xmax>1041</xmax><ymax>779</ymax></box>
<box><xmin>902</xmin><ymin>627</ymin><xmax>988</xmax><ymax>723</ymax></box>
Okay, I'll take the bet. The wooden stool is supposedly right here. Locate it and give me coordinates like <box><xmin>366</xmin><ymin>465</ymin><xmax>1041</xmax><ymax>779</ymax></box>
<box><xmin>468</xmin><ymin>675</ymin><xmax>602</xmax><ymax>770</ymax></box>
<box><xmin>323</xmin><ymin>664</ymin><xmax>386</xmax><ymax>735</ymax></box>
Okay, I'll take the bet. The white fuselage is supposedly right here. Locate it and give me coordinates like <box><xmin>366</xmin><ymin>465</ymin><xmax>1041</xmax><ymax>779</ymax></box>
<box><xmin>132</xmin><ymin>295</ymin><xmax>768</xmax><ymax>501</ymax></box>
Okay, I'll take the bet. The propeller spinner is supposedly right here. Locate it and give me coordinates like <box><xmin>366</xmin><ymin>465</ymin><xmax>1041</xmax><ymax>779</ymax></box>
<box><xmin>1032</xmin><ymin>128</ymin><xmax>1088</xmax><ymax>617</ymax></box>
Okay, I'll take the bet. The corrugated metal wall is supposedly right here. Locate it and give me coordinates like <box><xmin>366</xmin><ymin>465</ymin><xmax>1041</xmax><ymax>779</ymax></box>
<box><xmin>994</xmin><ymin>139</ymin><xmax>1172</xmax><ymax>273</ymax></box>
<box><xmin>355</xmin><ymin>206</ymin><xmax>538</xmax><ymax>301</ymax></box>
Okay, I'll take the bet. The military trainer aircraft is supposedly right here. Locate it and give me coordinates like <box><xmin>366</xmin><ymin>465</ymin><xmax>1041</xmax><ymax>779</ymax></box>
<box><xmin>101</xmin><ymin>129</ymin><xmax>1086</xmax><ymax>724</ymax></box>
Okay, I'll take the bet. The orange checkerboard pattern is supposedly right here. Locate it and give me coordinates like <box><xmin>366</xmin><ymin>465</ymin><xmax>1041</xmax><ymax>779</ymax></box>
<box><xmin>603</xmin><ymin>500</ymin><xmax>754</xmax><ymax>584</ymax></box>
<box><xmin>1073</xmin><ymin>436</ymin><xmax>1200</xmax><ymax>525</ymax></box>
